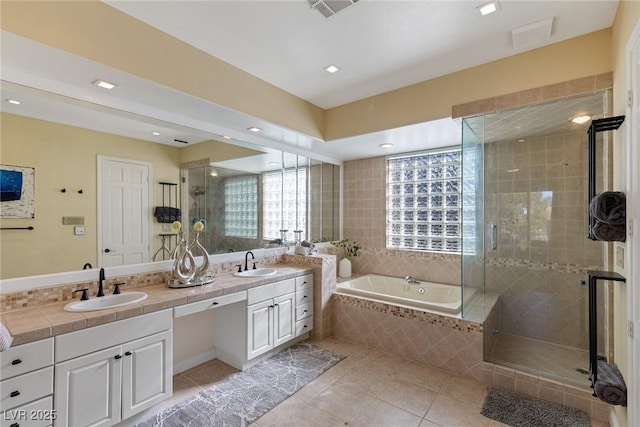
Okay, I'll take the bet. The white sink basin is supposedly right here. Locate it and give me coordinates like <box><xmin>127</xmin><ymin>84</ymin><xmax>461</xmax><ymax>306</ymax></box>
<box><xmin>64</xmin><ymin>292</ymin><xmax>147</xmax><ymax>312</ymax></box>
<box><xmin>233</xmin><ymin>268</ymin><xmax>278</xmax><ymax>278</ymax></box>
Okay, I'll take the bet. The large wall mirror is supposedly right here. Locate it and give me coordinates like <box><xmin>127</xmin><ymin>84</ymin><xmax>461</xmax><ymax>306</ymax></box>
<box><xmin>0</xmin><ymin>83</ymin><xmax>341</xmax><ymax>280</ymax></box>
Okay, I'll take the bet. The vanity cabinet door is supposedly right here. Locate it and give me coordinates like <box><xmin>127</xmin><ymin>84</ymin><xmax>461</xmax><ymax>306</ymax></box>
<box><xmin>121</xmin><ymin>331</ymin><xmax>172</xmax><ymax>420</ymax></box>
<box><xmin>247</xmin><ymin>299</ymin><xmax>273</xmax><ymax>360</ymax></box>
<box><xmin>54</xmin><ymin>346</ymin><xmax>122</xmax><ymax>427</ymax></box>
<box><xmin>273</xmin><ymin>293</ymin><xmax>295</xmax><ymax>347</ymax></box>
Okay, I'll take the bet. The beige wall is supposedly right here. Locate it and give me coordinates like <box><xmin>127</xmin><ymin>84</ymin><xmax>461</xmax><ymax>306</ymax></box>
<box><xmin>0</xmin><ymin>113</ymin><xmax>180</xmax><ymax>279</ymax></box>
<box><xmin>325</xmin><ymin>29</ymin><xmax>612</xmax><ymax>140</ymax></box>
<box><xmin>611</xmin><ymin>3</ymin><xmax>640</xmax><ymax>426</ymax></box>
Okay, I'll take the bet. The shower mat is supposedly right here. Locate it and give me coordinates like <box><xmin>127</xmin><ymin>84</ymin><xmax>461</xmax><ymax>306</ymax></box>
<box><xmin>136</xmin><ymin>342</ymin><xmax>345</xmax><ymax>427</ymax></box>
<box><xmin>481</xmin><ymin>387</ymin><xmax>591</xmax><ymax>427</ymax></box>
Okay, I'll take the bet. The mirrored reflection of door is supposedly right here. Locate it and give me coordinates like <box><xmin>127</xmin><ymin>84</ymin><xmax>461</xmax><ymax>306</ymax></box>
<box><xmin>99</xmin><ymin>156</ymin><xmax>151</xmax><ymax>267</ymax></box>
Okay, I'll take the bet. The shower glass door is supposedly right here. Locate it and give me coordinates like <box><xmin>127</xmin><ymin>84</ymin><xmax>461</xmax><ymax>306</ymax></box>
<box><xmin>462</xmin><ymin>92</ymin><xmax>609</xmax><ymax>386</ymax></box>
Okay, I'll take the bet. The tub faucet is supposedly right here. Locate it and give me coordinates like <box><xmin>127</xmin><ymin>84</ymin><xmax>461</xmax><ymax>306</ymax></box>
<box><xmin>97</xmin><ymin>268</ymin><xmax>105</xmax><ymax>297</ymax></box>
<box><xmin>244</xmin><ymin>251</ymin><xmax>255</xmax><ymax>271</ymax></box>
<box><xmin>404</xmin><ymin>275</ymin><xmax>420</xmax><ymax>284</ymax></box>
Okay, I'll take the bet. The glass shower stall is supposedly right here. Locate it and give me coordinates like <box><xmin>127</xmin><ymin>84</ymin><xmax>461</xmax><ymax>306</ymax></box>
<box><xmin>461</xmin><ymin>92</ymin><xmax>610</xmax><ymax>386</ymax></box>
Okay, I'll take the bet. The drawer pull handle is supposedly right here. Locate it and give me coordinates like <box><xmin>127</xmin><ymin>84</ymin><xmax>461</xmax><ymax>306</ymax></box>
<box><xmin>302</xmin><ymin>295</ymin><xmax>308</xmax><ymax>299</ymax></box>
<box><xmin>125</xmin><ymin>351</ymin><xmax>132</xmax><ymax>356</ymax></box>
<box><xmin>11</xmin><ymin>359</ymin><xmax>22</xmax><ymax>365</ymax></box>
<box><xmin>10</xmin><ymin>390</ymin><xmax>20</xmax><ymax>397</ymax></box>
<box><xmin>303</xmin><ymin>310</ymin><xmax>308</xmax><ymax>313</ymax></box>
<box><xmin>303</xmin><ymin>325</ymin><xmax>308</xmax><ymax>328</ymax></box>
<box><xmin>114</xmin><ymin>354</ymin><xmax>122</xmax><ymax>360</ymax></box>
<box><xmin>274</xmin><ymin>303</ymin><xmax>279</xmax><ymax>307</ymax></box>
<box><xmin>10</xmin><ymin>423</ymin><xmax>19</xmax><ymax>427</ymax></box>
<box><xmin>211</xmin><ymin>301</ymin><xmax>219</xmax><ymax>306</ymax></box>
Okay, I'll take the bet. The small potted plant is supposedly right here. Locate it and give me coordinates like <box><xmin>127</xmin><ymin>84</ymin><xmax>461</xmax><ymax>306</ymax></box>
<box><xmin>331</xmin><ymin>239</ymin><xmax>361</xmax><ymax>278</ymax></box>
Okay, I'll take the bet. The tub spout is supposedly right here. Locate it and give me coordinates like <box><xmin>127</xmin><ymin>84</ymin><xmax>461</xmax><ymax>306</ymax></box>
<box><xmin>404</xmin><ymin>275</ymin><xmax>420</xmax><ymax>284</ymax></box>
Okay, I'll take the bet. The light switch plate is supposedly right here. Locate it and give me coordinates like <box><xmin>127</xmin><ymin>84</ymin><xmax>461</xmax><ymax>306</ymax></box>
<box><xmin>74</xmin><ymin>226</ymin><xmax>85</xmax><ymax>235</ymax></box>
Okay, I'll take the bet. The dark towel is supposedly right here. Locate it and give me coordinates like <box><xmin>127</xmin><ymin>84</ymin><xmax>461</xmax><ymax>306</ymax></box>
<box><xmin>594</xmin><ymin>360</ymin><xmax>627</xmax><ymax>406</ymax></box>
<box><xmin>593</xmin><ymin>221</ymin><xmax>626</xmax><ymax>242</ymax></box>
<box><xmin>590</xmin><ymin>191</ymin><xmax>626</xmax><ymax>225</ymax></box>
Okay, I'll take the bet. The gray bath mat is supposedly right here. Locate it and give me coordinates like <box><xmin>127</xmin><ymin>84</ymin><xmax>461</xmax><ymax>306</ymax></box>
<box><xmin>481</xmin><ymin>387</ymin><xmax>591</xmax><ymax>427</ymax></box>
<box><xmin>136</xmin><ymin>342</ymin><xmax>345</xmax><ymax>427</ymax></box>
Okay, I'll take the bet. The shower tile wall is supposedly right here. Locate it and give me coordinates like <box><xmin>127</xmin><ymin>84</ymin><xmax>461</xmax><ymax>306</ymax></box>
<box><xmin>485</xmin><ymin>132</ymin><xmax>605</xmax><ymax>349</ymax></box>
<box><xmin>343</xmin><ymin>157</ymin><xmax>462</xmax><ymax>284</ymax></box>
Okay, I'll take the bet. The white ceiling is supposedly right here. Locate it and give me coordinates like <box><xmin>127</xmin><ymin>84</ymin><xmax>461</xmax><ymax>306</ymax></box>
<box><xmin>0</xmin><ymin>1</ymin><xmax>620</xmax><ymax>163</ymax></box>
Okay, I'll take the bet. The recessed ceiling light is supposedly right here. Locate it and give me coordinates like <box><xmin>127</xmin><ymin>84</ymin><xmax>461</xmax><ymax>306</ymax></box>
<box><xmin>518</xmin><ymin>139</ymin><xmax>526</xmax><ymax>142</ymax></box>
<box><xmin>93</xmin><ymin>79</ymin><xmax>116</xmax><ymax>90</ymax></box>
<box><xmin>379</xmin><ymin>143</ymin><xmax>394</xmax><ymax>148</ymax></box>
<box><xmin>324</xmin><ymin>64</ymin><xmax>341</xmax><ymax>74</ymax></box>
<box><xmin>222</xmin><ymin>135</ymin><xmax>232</xmax><ymax>139</ymax></box>
<box><xmin>571</xmin><ymin>115</ymin><xmax>591</xmax><ymax>125</ymax></box>
<box><xmin>268</xmin><ymin>161</ymin><xmax>280</xmax><ymax>166</ymax></box>
<box><xmin>152</xmin><ymin>132</ymin><xmax>160</xmax><ymax>136</ymax></box>
<box><xmin>247</xmin><ymin>126</ymin><xmax>262</xmax><ymax>132</ymax></box>
<box><xmin>506</xmin><ymin>168</ymin><xmax>520</xmax><ymax>173</ymax></box>
<box><xmin>5</xmin><ymin>99</ymin><xmax>21</xmax><ymax>105</ymax></box>
<box><xmin>478</xmin><ymin>0</ymin><xmax>499</xmax><ymax>16</ymax></box>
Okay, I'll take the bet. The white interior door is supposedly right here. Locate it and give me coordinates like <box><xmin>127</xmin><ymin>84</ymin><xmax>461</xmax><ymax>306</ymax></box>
<box><xmin>99</xmin><ymin>157</ymin><xmax>151</xmax><ymax>267</ymax></box>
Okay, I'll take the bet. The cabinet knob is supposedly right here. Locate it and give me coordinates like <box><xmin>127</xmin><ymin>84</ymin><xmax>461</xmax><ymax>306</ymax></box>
<box><xmin>125</xmin><ymin>351</ymin><xmax>132</xmax><ymax>356</ymax></box>
<box><xmin>303</xmin><ymin>295</ymin><xmax>308</xmax><ymax>299</ymax></box>
<box><xmin>10</xmin><ymin>390</ymin><xmax>20</xmax><ymax>397</ymax></box>
<box><xmin>303</xmin><ymin>325</ymin><xmax>308</xmax><ymax>328</ymax></box>
<box><xmin>114</xmin><ymin>354</ymin><xmax>122</xmax><ymax>360</ymax></box>
<box><xmin>11</xmin><ymin>358</ymin><xmax>22</xmax><ymax>365</ymax></box>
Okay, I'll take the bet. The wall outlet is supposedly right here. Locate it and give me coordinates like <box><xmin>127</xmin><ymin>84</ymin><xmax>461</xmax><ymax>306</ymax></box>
<box><xmin>74</xmin><ymin>226</ymin><xmax>85</xmax><ymax>235</ymax></box>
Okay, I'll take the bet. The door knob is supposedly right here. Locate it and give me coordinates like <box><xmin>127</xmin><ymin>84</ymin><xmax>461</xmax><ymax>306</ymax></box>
<box><xmin>104</xmin><ymin>248</ymin><xmax>113</xmax><ymax>253</ymax></box>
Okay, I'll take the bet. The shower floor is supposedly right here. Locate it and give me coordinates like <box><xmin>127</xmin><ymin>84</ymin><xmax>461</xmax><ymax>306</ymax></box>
<box><xmin>488</xmin><ymin>333</ymin><xmax>591</xmax><ymax>386</ymax></box>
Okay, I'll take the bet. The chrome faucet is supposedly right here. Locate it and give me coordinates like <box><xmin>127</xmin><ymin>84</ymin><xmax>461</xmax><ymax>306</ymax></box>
<box><xmin>97</xmin><ymin>268</ymin><xmax>105</xmax><ymax>297</ymax></box>
<box><xmin>404</xmin><ymin>275</ymin><xmax>420</xmax><ymax>284</ymax></box>
<box><xmin>244</xmin><ymin>251</ymin><xmax>255</xmax><ymax>271</ymax></box>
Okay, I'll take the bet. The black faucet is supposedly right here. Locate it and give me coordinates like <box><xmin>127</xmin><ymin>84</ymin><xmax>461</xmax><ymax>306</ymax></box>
<box><xmin>244</xmin><ymin>251</ymin><xmax>255</xmax><ymax>271</ymax></box>
<box><xmin>97</xmin><ymin>268</ymin><xmax>105</xmax><ymax>297</ymax></box>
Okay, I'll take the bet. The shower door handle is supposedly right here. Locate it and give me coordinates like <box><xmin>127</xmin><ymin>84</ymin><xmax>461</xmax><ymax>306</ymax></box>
<box><xmin>490</xmin><ymin>224</ymin><xmax>497</xmax><ymax>251</ymax></box>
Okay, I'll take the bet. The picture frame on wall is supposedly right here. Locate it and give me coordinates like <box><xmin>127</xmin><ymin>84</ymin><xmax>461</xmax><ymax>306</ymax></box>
<box><xmin>0</xmin><ymin>164</ymin><xmax>35</xmax><ymax>218</ymax></box>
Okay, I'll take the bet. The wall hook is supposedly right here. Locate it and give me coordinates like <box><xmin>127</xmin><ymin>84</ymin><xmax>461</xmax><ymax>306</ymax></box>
<box><xmin>78</xmin><ymin>189</ymin><xmax>83</xmax><ymax>194</ymax></box>
<box><xmin>61</xmin><ymin>188</ymin><xmax>66</xmax><ymax>193</ymax></box>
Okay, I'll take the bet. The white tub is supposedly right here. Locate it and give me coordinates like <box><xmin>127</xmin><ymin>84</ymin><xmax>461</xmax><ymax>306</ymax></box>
<box><xmin>336</xmin><ymin>274</ymin><xmax>469</xmax><ymax>314</ymax></box>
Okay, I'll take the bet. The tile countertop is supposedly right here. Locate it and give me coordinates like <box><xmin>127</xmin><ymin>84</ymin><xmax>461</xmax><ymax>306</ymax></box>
<box><xmin>0</xmin><ymin>264</ymin><xmax>313</xmax><ymax>347</ymax></box>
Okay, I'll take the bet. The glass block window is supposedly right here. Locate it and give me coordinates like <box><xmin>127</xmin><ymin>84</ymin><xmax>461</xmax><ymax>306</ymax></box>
<box><xmin>224</xmin><ymin>175</ymin><xmax>258</xmax><ymax>237</ymax></box>
<box><xmin>263</xmin><ymin>168</ymin><xmax>307</xmax><ymax>240</ymax></box>
<box><xmin>387</xmin><ymin>148</ymin><xmax>462</xmax><ymax>253</ymax></box>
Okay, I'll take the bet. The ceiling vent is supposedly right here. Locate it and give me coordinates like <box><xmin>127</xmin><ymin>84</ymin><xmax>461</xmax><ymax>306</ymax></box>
<box><xmin>511</xmin><ymin>17</ymin><xmax>554</xmax><ymax>49</ymax></box>
<box><xmin>307</xmin><ymin>0</ymin><xmax>359</xmax><ymax>19</ymax></box>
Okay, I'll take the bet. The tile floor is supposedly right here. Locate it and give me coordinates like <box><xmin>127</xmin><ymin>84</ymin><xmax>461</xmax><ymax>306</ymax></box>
<box><xmin>159</xmin><ymin>337</ymin><xmax>610</xmax><ymax>427</ymax></box>
<box><xmin>489</xmin><ymin>333</ymin><xmax>592</xmax><ymax>386</ymax></box>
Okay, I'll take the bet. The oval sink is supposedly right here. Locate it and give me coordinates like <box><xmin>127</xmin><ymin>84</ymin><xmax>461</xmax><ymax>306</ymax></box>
<box><xmin>233</xmin><ymin>268</ymin><xmax>278</xmax><ymax>278</ymax></box>
<box><xmin>64</xmin><ymin>291</ymin><xmax>147</xmax><ymax>312</ymax></box>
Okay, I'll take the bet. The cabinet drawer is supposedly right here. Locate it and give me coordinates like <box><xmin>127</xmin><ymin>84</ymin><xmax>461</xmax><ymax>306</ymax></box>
<box><xmin>296</xmin><ymin>316</ymin><xmax>313</xmax><ymax>336</ymax></box>
<box><xmin>56</xmin><ymin>309</ymin><xmax>172</xmax><ymax>362</ymax></box>
<box><xmin>174</xmin><ymin>291</ymin><xmax>247</xmax><ymax>318</ymax></box>
<box><xmin>295</xmin><ymin>302</ymin><xmax>312</xmax><ymax>321</ymax></box>
<box><xmin>0</xmin><ymin>367</ymin><xmax>53</xmax><ymax>411</ymax></box>
<box><xmin>295</xmin><ymin>290</ymin><xmax>313</xmax><ymax>305</ymax></box>
<box><xmin>295</xmin><ymin>274</ymin><xmax>313</xmax><ymax>291</ymax></box>
<box><xmin>0</xmin><ymin>338</ymin><xmax>53</xmax><ymax>381</ymax></box>
<box><xmin>247</xmin><ymin>279</ymin><xmax>295</xmax><ymax>305</ymax></box>
<box><xmin>0</xmin><ymin>396</ymin><xmax>53</xmax><ymax>427</ymax></box>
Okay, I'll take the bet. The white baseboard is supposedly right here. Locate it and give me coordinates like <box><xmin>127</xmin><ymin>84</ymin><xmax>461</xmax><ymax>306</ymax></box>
<box><xmin>173</xmin><ymin>349</ymin><xmax>217</xmax><ymax>374</ymax></box>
